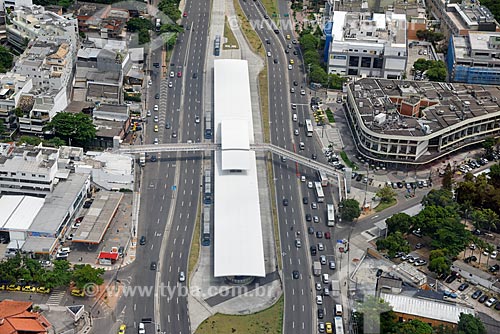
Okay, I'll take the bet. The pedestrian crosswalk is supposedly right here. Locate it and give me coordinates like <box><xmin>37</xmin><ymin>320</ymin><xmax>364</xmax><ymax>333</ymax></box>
<box><xmin>46</xmin><ymin>289</ymin><xmax>65</xmax><ymax>306</ymax></box>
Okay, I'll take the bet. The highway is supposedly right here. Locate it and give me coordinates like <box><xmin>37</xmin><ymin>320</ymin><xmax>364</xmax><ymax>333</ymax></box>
<box><xmin>117</xmin><ymin>1</ymin><xmax>210</xmax><ymax>333</ymax></box>
<box><xmin>238</xmin><ymin>1</ymin><xmax>317</xmax><ymax>332</ymax></box>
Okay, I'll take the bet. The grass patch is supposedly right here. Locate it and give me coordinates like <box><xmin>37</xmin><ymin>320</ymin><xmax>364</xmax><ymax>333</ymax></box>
<box><xmin>223</xmin><ymin>16</ymin><xmax>239</xmax><ymax>49</ymax></box>
<box><xmin>195</xmin><ymin>295</ymin><xmax>284</xmax><ymax>334</ymax></box>
<box><xmin>188</xmin><ymin>196</ymin><xmax>201</xmax><ymax>278</ymax></box>
<box><xmin>340</xmin><ymin>151</ymin><xmax>357</xmax><ymax>170</ymax></box>
<box><xmin>325</xmin><ymin>108</ymin><xmax>335</xmax><ymax>123</ymax></box>
<box><xmin>267</xmin><ymin>158</ymin><xmax>282</xmax><ymax>270</ymax></box>
<box><xmin>233</xmin><ymin>0</ymin><xmax>265</xmax><ymax>57</ymax></box>
<box><xmin>374</xmin><ymin>198</ymin><xmax>397</xmax><ymax>212</ymax></box>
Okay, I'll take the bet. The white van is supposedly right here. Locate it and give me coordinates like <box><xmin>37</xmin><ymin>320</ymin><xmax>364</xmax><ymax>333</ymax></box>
<box><xmin>322</xmin><ymin>273</ymin><xmax>329</xmax><ymax>284</ymax></box>
<box><xmin>292</xmin><ymin>113</ymin><xmax>297</xmax><ymax>122</ymax></box>
<box><xmin>138</xmin><ymin>322</ymin><xmax>145</xmax><ymax>334</ymax></box>
<box><xmin>335</xmin><ymin>304</ymin><xmax>343</xmax><ymax>316</ymax></box>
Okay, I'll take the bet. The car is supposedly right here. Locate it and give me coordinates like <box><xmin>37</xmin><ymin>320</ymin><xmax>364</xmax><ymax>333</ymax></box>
<box><xmin>165</xmin><ymin>122</ymin><xmax>171</xmax><ymax>129</ymax></box>
<box><xmin>485</xmin><ymin>297</ymin><xmax>498</xmax><ymax>307</ymax></box>
<box><xmin>148</xmin><ymin>80</ymin><xmax>152</xmax><ymax>86</ymax></box>
<box><xmin>264</xmin><ymin>14</ymin><xmax>269</xmax><ymax>19</ymax></box>
<box><xmin>56</xmin><ymin>252</ymin><xmax>69</xmax><ymax>259</ymax></box>
<box><xmin>471</xmin><ymin>290</ymin><xmax>482</xmax><ymax>299</ymax></box>
<box><xmin>414</xmin><ymin>259</ymin><xmax>427</xmax><ymax>266</ymax></box>
<box><xmin>329</xmin><ymin>260</ymin><xmax>336</xmax><ymax>270</ymax></box>
<box><xmin>22</xmin><ymin>285</ymin><xmax>36</xmax><ymax>293</ymax></box>
<box><xmin>265</xmin><ymin>39</ymin><xmax>270</xmax><ymax>44</ymax></box>
<box><xmin>318</xmin><ymin>244</ymin><xmax>325</xmax><ymax>252</ymax></box>
<box><xmin>478</xmin><ymin>294</ymin><xmax>489</xmax><ymax>303</ymax></box>
<box><xmin>273</xmin><ymin>58</ymin><xmax>278</xmax><ymax>64</ymax></box>
<box><xmin>177</xmin><ymin>71</ymin><xmax>182</xmax><ymax>77</ymax></box>
<box><xmin>294</xmin><ymin>129</ymin><xmax>299</xmax><ymax>136</ymax></box>
<box><xmin>293</xmin><ymin>81</ymin><xmax>298</xmax><ymax>86</ymax></box>
<box><xmin>285</xmin><ymin>49</ymin><xmax>289</xmax><ymax>54</ymax></box>
<box><xmin>286</xmin><ymin>34</ymin><xmax>290</xmax><ymax>40</ymax></box>
<box><xmin>168</xmin><ymin>81</ymin><xmax>173</xmax><ymax>88</ymax></box>
<box><xmin>308</xmin><ymin>227</ymin><xmax>314</xmax><ymax>234</ymax></box>
<box><xmin>154</xmin><ymin>138</ymin><xmax>159</xmax><ymax>144</ymax></box>
<box><xmin>140</xmin><ymin>235</ymin><xmax>146</xmax><ymax>245</ymax></box>
<box><xmin>495</xmin><ymin>302</ymin><xmax>500</xmax><ymax>311</ymax></box>
<box><xmin>464</xmin><ymin>256</ymin><xmax>477</xmax><ymax>263</ymax></box>
<box><xmin>303</xmin><ymin>197</ymin><xmax>309</xmax><ymax>204</ymax></box>
<box><xmin>39</xmin><ymin>260</ymin><xmax>52</xmax><ymax>267</ymax></box>
<box><xmin>311</xmin><ymin>202</ymin><xmax>318</xmax><ymax>209</ymax></box>
<box><xmin>412</xmin><ymin>229</ymin><xmax>423</xmax><ymax>237</ymax></box>
<box><xmin>282</xmin><ymin>198</ymin><xmax>288</xmax><ymax>206</ymax></box>
<box><xmin>183</xmin><ymin>12</ymin><xmax>188</xmax><ymax>17</ymax></box>
<box><xmin>458</xmin><ymin>283</ymin><xmax>470</xmax><ymax>291</ymax></box>
<box><xmin>291</xmin><ymin>103</ymin><xmax>297</xmax><ymax>110</ymax></box>
<box><xmin>192</xmin><ymin>73</ymin><xmax>198</xmax><ymax>79</ymax></box>
<box><xmin>138</xmin><ymin>323</ymin><xmax>146</xmax><ymax>334</ymax></box>
<box><xmin>397</xmin><ymin>181</ymin><xmax>403</xmax><ymax>188</ymax></box>
<box><xmin>71</xmin><ymin>289</ymin><xmax>85</xmax><ymax>297</ymax></box>
<box><xmin>154</xmin><ymin>125</ymin><xmax>158</xmax><ymax>132</ymax></box>
<box><xmin>307</xmin><ymin>181</ymin><xmax>313</xmax><ymax>188</ymax></box>
<box><xmin>445</xmin><ymin>273</ymin><xmax>458</xmax><ymax>283</ymax></box>
<box><xmin>6</xmin><ymin>284</ymin><xmax>20</xmax><ymax>291</ymax></box>
<box><xmin>316</xmin><ymin>231</ymin><xmax>323</xmax><ymax>238</ymax></box>
<box><xmin>290</xmin><ymin>87</ymin><xmax>295</xmax><ymax>93</ymax></box>
<box><xmin>170</xmin><ymin>71</ymin><xmax>174</xmax><ymax>78</ymax></box>
<box><xmin>489</xmin><ymin>264</ymin><xmax>500</xmax><ymax>272</ymax></box>
<box><xmin>118</xmin><ymin>324</ymin><xmax>126</xmax><ymax>334</ymax></box>
<box><xmin>325</xmin><ymin>322</ymin><xmax>333</xmax><ymax>334</ymax></box>
<box><xmin>300</xmin><ymin>89</ymin><xmax>305</xmax><ymax>95</ymax></box>
<box><xmin>155</xmin><ymin>93</ymin><xmax>160</xmax><ymax>99</ymax></box>
<box><xmin>172</xmin><ymin>132</ymin><xmax>177</xmax><ymax>138</ymax></box>
<box><xmin>295</xmin><ymin>239</ymin><xmax>301</xmax><ymax>248</ymax></box>
<box><xmin>355</xmin><ymin>174</ymin><xmax>363</xmax><ymax>182</ymax></box>
<box><xmin>292</xmin><ymin>270</ymin><xmax>300</xmax><ymax>279</ymax></box>
<box><xmin>312</xmin><ymin>153</ymin><xmax>317</xmax><ymax>160</ymax></box>
<box><xmin>293</xmin><ymin>50</ymin><xmax>298</xmax><ymax>55</ymax></box>
<box><xmin>179</xmin><ymin>271</ymin><xmax>186</xmax><ymax>282</ymax></box>
<box><xmin>317</xmin><ymin>308</ymin><xmax>324</xmax><ymax>319</ymax></box>
<box><xmin>491</xmin><ymin>251</ymin><xmax>498</xmax><ymax>259</ymax></box>
<box><xmin>195</xmin><ymin>115</ymin><xmax>200</xmax><ymax>124</ymax></box>
<box><xmin>301</xmin><ymin>175</ymin><xmax>306</xmax><ymax>182</ymax></box>
<box><xmin>324</xmin><ymin>231</ymin><xmax>331</xmax><ymax>239</ymax></box>
<box><xmin>318</xmin><ymin>322</ymin><xmax>325</xmax><ymax>333</ymax></box>
<box><xmin>310</xmin><ymin>245</ymin><xmax>317</xmax><ymax>255</ymax></box>
<box><xmin>415</xmin><ymin>243</ymin><xmax>423</xmax><ymax>249</ymax></box>
<box><xmin>288</xmin><ymin>64</ymin><xmax>292</xmax><ymax>70</ymax></box>
<box><xmin>313</xmin><ymin>216</ymin><xmax>319</xmax><ymax>223</ymax></box>
<box><xmin>267</xmin><ymin>51</ymin><xmax>271</xmax><ymax>57</ymax></box>
<box><xmin>316</xmin><ymin>283</ymin><xmax>322</xmax><ymax>291</ymax></box>
<box><xmin>289</xmin><ymin>59</ymin><xmax>294</xmax><ymax>65</ymax></box>
<box><xmin>316</xmin><ymin>296</ymin><xmax>323</xmax><ymax>305</ymax></box>
<box><xmin>305</xmin><ymin>214</ymin><xmax>312</xmax><ymax>222</ymax></box>
<box><xmin>150</xmin><ymin>261</ymin><xmax>157</xmax><ymax>270</ymax></box>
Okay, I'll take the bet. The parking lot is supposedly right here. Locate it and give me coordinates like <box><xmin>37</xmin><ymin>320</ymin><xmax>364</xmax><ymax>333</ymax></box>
<box><xmin>406</xmin><ymin>41</ymin><xmax>434</xmax><ymax>79</ymax></box>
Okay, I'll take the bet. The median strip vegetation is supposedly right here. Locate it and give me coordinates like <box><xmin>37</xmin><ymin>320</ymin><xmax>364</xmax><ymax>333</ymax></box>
<box><xmin>195</xmin><ymin>296</ymin><xmax>284</xmax><ymax>334</ymax></box>
<box><xmin>233</xmin><ymin>0</ymin><xmax>265</xmax><ymax>57</ymax></box>
<box><xmin>223</xmin><ymin>16</ymin><xmax>239</xmax><ymax>49</ymax></box>
<box><xmin>188</xmin><ymin>196</ymin><xmax>202</xmax><ymax>278</ymax></box>
<box><xmin>340</xmin><ymin>151</ymin><xmax>357</xmax><ymax>170</ymax></box>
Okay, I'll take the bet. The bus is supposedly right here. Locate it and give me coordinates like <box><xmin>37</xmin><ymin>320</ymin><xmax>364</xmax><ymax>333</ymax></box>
<box><xmin>214</xmin><ymin>35</ymin><xmax>221</xmax><ymax>56</ymax></box>
<box><xmin>317</xmin><ymin>170</ymin><xmax>329</xmax><ymax>187</ymax></box>
<box><xmin>334</xmin><ymin>316</ymin><xmax>344</xmax><ymax>334</ymax></box>
<box><xmin>304</xmin><ymin>119</ymin><xmax>313</xmax><ymax>137</ymax></box>
<box><xmin>327</xmin><ymin>204</ymin><xmax>335</xmax><ymax>227</ymax></box>
<box><xmin>204</xmin><ymin>169</ymin><xmax>212</xmax><ymax>204</ymax></box>
<box><xmin>314</xmin><ymin>181</ymin><xmax>325</xmax><ymax>203</ymax></box>
<box><xmin>202</xmin><ymin>206</ymin><xmax>210</xmax><ymax>246</ymax></box>
<box><xmin>139</xmin><ymin>152</ymin><xmax>146</xmax><ymax>167</ymax></box>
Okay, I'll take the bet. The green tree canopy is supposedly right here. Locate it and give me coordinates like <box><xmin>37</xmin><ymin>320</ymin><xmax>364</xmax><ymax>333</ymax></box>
<box><xmin>428</xmin><ymin>256</ymin><xmax>451</xmax><ymax>276</ymax></box>
<box><xmin>72</xmin><ymin>264</ymin><xmax>105</xmax><ymax>289</ymax></box>
<box><xmin>45</xmin><ymin>112</ymin><xmax>96</xmax><ymax>147</ymax></box>
<box><xmin>421</xmin><ymin>188</ymin><xmax>455</xmax><ymax>208</ymax></box>
<box><xmin>376</xmin><ymin>231</ymin><xmax>410</xmax><ymax>257</ymax></box>
<box><xmin>339</xmin><ymin>199</ymin><xmax>361</xmax><ymax>221</ymax></box>
<box><xmin>299</xmin><ymin>33</ymin><xmax>319</xmax><ymax>51</ymax></box>
<box><xmin>0</xmin><ymin>46</ymin><xmax>14</xmax><ymax>73</ymax></box>
<box><xmin>376</xmin><ymin>186</ymin><xmax>397</xmax><ymax>203</ymax></box>
<box><xmin>394</xmin><ymin>319</ymin><xmax>434</xmax><ymax>334</ymax></box>
<box><xmin>303</xmin><ymin>50</ymin><xmax>321</xmax><ymax>67</ymax></box>
<box><xmin>126</xmin><ymin>18</ymin><xmax>153</xmax><ymax>32</ymax></box>
<box><xmin>310</xmin><ymin>64</ymin><xmax>328</xmax><ymax>86</ymax></box>
<box><xmin>385</xmin><ymin>213</ymin><xmax>412</xmax><ymax>234</ymax></box>
<box><xmin>159</xmin><ymin>0</ymin><xmax>181</xmax><ymax>21</ymax></box>
<box><xmin>457</xmin><ymin>313</ymin><xmax>487</xmax><ymax>334</ymax></box>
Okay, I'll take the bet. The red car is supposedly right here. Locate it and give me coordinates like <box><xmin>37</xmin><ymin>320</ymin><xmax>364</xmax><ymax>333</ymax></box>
<box><xmin>324</xmin><ymin>232</ymin><xmax>331</xmax><ymax>239</ymax></box>
<box><xmin>183</xmin><ymin>12</ymin><xmax>187</xmax><ymax>17</ymax></box>
<box><xmin>177</xmin><ymin>71</ymin><xmax>182</xmax><ymax>78</ymax></box>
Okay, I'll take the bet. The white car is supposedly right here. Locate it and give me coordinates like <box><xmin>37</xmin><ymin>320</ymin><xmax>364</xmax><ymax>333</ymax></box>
<box><xmin>148</xmin><ymin>80</ymin><xmax>152</xmax><ymax>86</ymax></box>
<box><xmin>316</xmin><ymin>296</ymin><xmax>323</xmax><ymax>305</ymax></box>
<box><xmin>154</xmin><ymin>138</ymin><xmax>159</xmax><ymax>145</ymax></box>
<box><xmin>288</xmin><ymin>64</ymin><xmax>292</xmax><ymax>70</ymax></box>
<box><xmin>138</xmin><ymin>323</ymin><xmax>146</xmax><ymax>334</ymax></box>
<box><xmin>307</xmin><ymin>181</ymin><xmax>313</xmax><ymax>189</ymax></box>
<box><xmin>491</xmin><ymin>251</ymin><xmax>498</xmax><ymax>259</ymax></box>
<box><xmin>154</xmin><ymin>116</ymin><xmax>159</xmax><ymax>123</ymax></box>
<box><xmin>179</xmin><ymin>271</ymin><xmax>186</xmax><ymax>282</ymax></box>
<box><xmin>154</xmin><ymin>105</ymin><xmax>159</xmax><ymax>111</ymax></box>
<box><xmin>300</xmin><ymin>175</ymin><xmax>306</xmax><ymax>182</ymax></box>
<box><xmin>294</xmin><ymin>129</ymin><xmax>299</xmax><ymax>136</ymax></box>
<box><xmin>300</xmin><ymin>89</ymin><xmax>306</xmax><ymax>95</ymax></box>
<box><xmin>267</xmin><ymin>51</ymin><xmax>271</xmax><ymax>57</ymax></box>
<box><xmin>170</xmin><ymin>71</ymin><xmax>175</xmax><ymax>77</ymax></box>
<box><xmin>485</xmin><ymin>297</ymin><xmax>497</xmax><ymax>307</ymax></box>
<box><xmin>318</xmin><ymin>243</ymin><xmax>325</xmax><ymax>251</ymax></box>
<box><xmin>146</xmin><ymin>110</ymin><xmax>151</xmax><ymax>117</ymax></box>
<box><xmin>195</xmin><ymin>116</ymin><xmax>200</xmax><ymax>123</ymax></box>
<box><xmin>292</xmin><ymin>113</ymin><xmax>297</xmax><ymax>121</ymax></box>
<box><xmin>168</xmin><ymin>81</ymin><xmax>173</xmax><ymax>88</ymax></box>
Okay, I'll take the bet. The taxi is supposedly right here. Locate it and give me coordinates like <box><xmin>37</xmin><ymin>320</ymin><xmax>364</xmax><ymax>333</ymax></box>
<box><xmin>71</xmin><ymin>289</ymin><xmax>85</xmax><ymax>297</ymax></box>
<box><xmin>154</xmin><ymin>125</ymin><xmax>159</xmax><ymax>132</ymax></box>
<box><xmin>118</xmin><ymin>324</ymin><xmax>126</xmax><ymax>334</ymax></box>
<box><xmin>289</xmin><ymin>59</ymin><xmax>294</xmax><ymax>65</ymax></box>
<box><xmin>326</xmin><ymin>322</ymin><xmax>333</xmax><ymax>334</ymax></box>
<box><xmin>286</xmin><ymin>34</ymin><xmax>291</xmax><ymax>40</ymax></box>
<box><xmin>37</xmin><ymin>286</ymin><xmax>51</xmax><ymax>294</ymax></box>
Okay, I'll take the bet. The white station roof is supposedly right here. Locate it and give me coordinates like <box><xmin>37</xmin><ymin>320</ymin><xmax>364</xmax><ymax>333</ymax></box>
<box><xmin>213</xmin><ymin>59</ymin><xmax>265</xmax><ymax>278</ymax></box>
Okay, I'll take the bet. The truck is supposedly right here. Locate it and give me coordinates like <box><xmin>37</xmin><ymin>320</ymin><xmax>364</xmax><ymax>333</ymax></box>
<box><xmin>313</xmin><ymin>261</ymin><xmax>321</xmax><ymax>276</ymax></box>
<box><xmin>331</xmin><ymin>279</ymin><xmax>341</xmax><ymax>297</ymax></box>
<box><xmin>139</xmin><ymin>152</ymin><xmax>146</xmax><ymax>167</ymax></box>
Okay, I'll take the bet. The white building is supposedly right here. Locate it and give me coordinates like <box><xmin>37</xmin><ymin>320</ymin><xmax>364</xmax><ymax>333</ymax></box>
<box><xmin>326</xmin><ymin>11</ymin><xmax>407</xmax><ymax>79</ymax></box>
<box><xmin>0</xmin><ymin>73</ymin><xmax>33</xmax><ymax>137</ymax></box>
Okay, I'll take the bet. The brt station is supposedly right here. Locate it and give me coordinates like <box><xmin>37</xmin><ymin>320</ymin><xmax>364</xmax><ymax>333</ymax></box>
<box><xmin>118</xmin><ymin>60</ymin><xmax>343</xmax><ymax>284</ymax></box>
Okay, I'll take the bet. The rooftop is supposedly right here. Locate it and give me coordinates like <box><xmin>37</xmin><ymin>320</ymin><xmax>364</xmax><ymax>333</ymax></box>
<box><xmin>348</xmin><ymin>78</ymin><xmax>500</xmax><ymax>137</ymax></box>
<box><xmin>0</xmin><ymin>300</ymin><xmax>52</xmax><ymax>334</ymax></box>
<box><xmin>381</xmin><ymin>292</ymin><xmax>474</xmax><ymax>324</ymax></box>
<box><xmin>94</xmin><ymin>119</ymin><xmax>126</xmax><ymax>139</ymax></box>
<box><xmin>0</xmin><ymin>196</ymin><xmax>44</xmax><ymax>230</ymax></box>
<box><xmin>0</xmin><ymin>146</ymin><xmax>58</xmax><ymax>172</ymax></box>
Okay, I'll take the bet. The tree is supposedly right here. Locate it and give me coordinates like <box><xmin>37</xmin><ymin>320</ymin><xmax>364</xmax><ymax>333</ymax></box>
<box><xmin>328</xmin><ymin>73</ymin><xmax>347</xmax><ymax>90</ymax></box>
<box><xmin>413</xmin><ymin>58</ymin><xmax>429</xmax><ymax>72</ymax></box>
<box><xmin>310</xmin><ymin>64</ymin><xmax>328</xmax><ymax>86</ymax></box>
<box><xmin>126</xmin><ymin>18</ymin><xmax>153</xmax><ymax>32</ymax></box>
<box><xmin>428</xmin><ymin>256</ymin><xmax>451</xmax><ymax>276</ymax></box>
<box><xmin>355</xmin><ymin>295</ymin><xmax>394</xmax><ymax>334</ymax></box>
<box><xmin>457</xmin><ymin>313</ymin><xmax>487</xmax><ymax>334</ymax></box>
<box><xmin>385</xmin><ymin>213</ymin><xmax>412</xmax><ymax>234</ymax></box>
<box><xmin>421</xmin><ymin>188</ymin><xmax>455</xmax><ymax>208</ymax></box>
<box><xmin>45</xmin><ymin>260</ymin><xmax>72</xmax><ymax>288</ymax></box>
<box><xmin>471</xmin><ymin>208</ymin><xmax>499</xmax><ymax>232</ymax></box>
<box><xmin>484</xmin><ymin>243</ymin><xmax>495</xmax><ymax>266</ymax></box>
<box><xmin>376</xmin><ymin>186</ymin><xmax>396</xmax><ymax>203</ymax></box>
<box><xmin>394</xmin><ymin>319</ymin><xmax>433</xmax><ymax>334</ymax></box>
<box><xmin>416</xmin><ymin>30</ymin><xmax>444</xmax><ymax>43</ymax></box>
<box><xmin>482</xmin><ymin>137</ymin><xmax>495</xmax><ymax>157</ymax></box>
<box><xmin>45</xmin><ymin>112</ymin><xmax>96</xmax><ymax>147</ymax></box>
<box><xmin>18</xmin><ymin>135</ymin><xmax>42</xmax><ymax>146</ymax></box>
<box><xmin>426</xmin><ymin>65</ymin><xmax>447</xmax><ymax>82</ymax></box>
<box><xmin>489</xmin><ymin>163</ymin><xmax>500</xmax><ymax>188</ymax></box>
<box><xmin>299</xmin><ymin>34</ymin><xmax>319</xmax><ymax>51</ymax></box>
<box><xmin>0</xmin><ymin>46</ymin><xmax>14</xmax><ymax>73</ymax></box>
<box><xmin>339</xmin><ymin>199</ymin><xmax>361</xmax><ymax>221</ymax></box>
<box><xmin>376</xmin><ymin>231</ymin><xmax>410</xmax><ymax>257</ymax></box>
<box><xmin>72</xmin><ymin>264</ymin><xmax>105</xmax><ymax>289</ymax></box>
<box><xmin>303</xmin><ymin>50</ymin><xmax>321</xmax><ymax>67</ymax></box>
<box><xmin>158</xmin><ymin>0</ymin><xmax>181</xmax><ymax>21</ymax></box>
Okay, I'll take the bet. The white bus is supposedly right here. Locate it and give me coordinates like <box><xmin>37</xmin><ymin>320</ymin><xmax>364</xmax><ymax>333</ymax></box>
<box><xmin>314</xmin><ymin>181</ymin><xmax>325</xmax><ymax>203</ymax></box>
<box><xmin>317</xmin><ymin>170</ymin><xmax>329</xmax><ymax>187</ymax></box>
<box><xmin>304</xmin><ymin>119</ymin><xmax>313</xmax><ymax>137</ymax></box>
<box><xmin>327</xmin><ymin>204</ymin><xmax>335</xmax><ymax>226</ymax></box>
<box><xmin>334</xmin><ymin>316</ymin><xmax>344</xmax><ymax>334</ymax></box>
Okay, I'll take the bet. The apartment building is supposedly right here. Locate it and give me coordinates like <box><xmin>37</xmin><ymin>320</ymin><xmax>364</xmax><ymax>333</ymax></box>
<box><xmin>325</xmin><ymin>11</ymin><xmax>407</xmax><ymax>79</ymax></box>
<box><xmin>446</xmin><ymin>31</ymin><xmax>500</xmax><ymax>85</ymax></box>
<box><xmin>0</xmin><ymin>73</ymin><xmax>33</xmax><ymax>138</ymax></box>
<box><xmin>427</xmin><ymin>0</ymin><xmax>498</xmax><ymax>43</ymax></box>
<box><xmin>345</xmin><ymin>78</ymin><xmax>500</xmax><ymax>165</ymax></box>
<box><xmin>0</xmin><ymin>144</ymin><xmax>59</xmax><ymax>196</ymax></box>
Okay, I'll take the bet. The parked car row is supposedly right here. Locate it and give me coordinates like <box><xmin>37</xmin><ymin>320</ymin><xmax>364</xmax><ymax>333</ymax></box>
<box><xmin>0</xmin><ymin>283</ymin><xmax>51</xmax><ymax>294</ymax></box>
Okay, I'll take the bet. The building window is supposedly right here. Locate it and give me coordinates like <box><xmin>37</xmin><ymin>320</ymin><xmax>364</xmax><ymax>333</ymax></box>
<box><xmin>11</xmin><ymin>173</ymin><xmax>16</xmax><ymax>176</ymax></box>
<box><xmin>349</xmin><ymin>56</ymin><xmax>359</xmax><ymax>67</ymax></box>
<box><xmin>361</xmin><ymin>57</ymin><xmax>372</xmax><ymax>68</ymax></box>
<box><xmin>373</xmin><ymin>58</ymin><xmax>383</xmax><ymax>69</ymax></box>
<box><xmin>39</xmin><ymin>175</ymin><xmax>45</xmax><ymax>178</ymax></box>
<box><xmin>32</xmin><ymin>174</ymin><xmax>36</xmax><ymax>177</ymax></box>
<box><xmin>21</xmin><ymin>173</ymin><xmax>25</xmax><ymax>176</ymax></box>
<box><xmin>348</xmin><ymin>68</ymin><xmax>358</xmax><ymax>75</ymax></box>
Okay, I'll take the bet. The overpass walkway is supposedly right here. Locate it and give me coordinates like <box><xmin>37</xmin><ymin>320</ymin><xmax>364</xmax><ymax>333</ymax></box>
<box><xmin>117</xmin><ymin>142</ymin><xmax>343</xmax><ymax>177</ymax></box>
